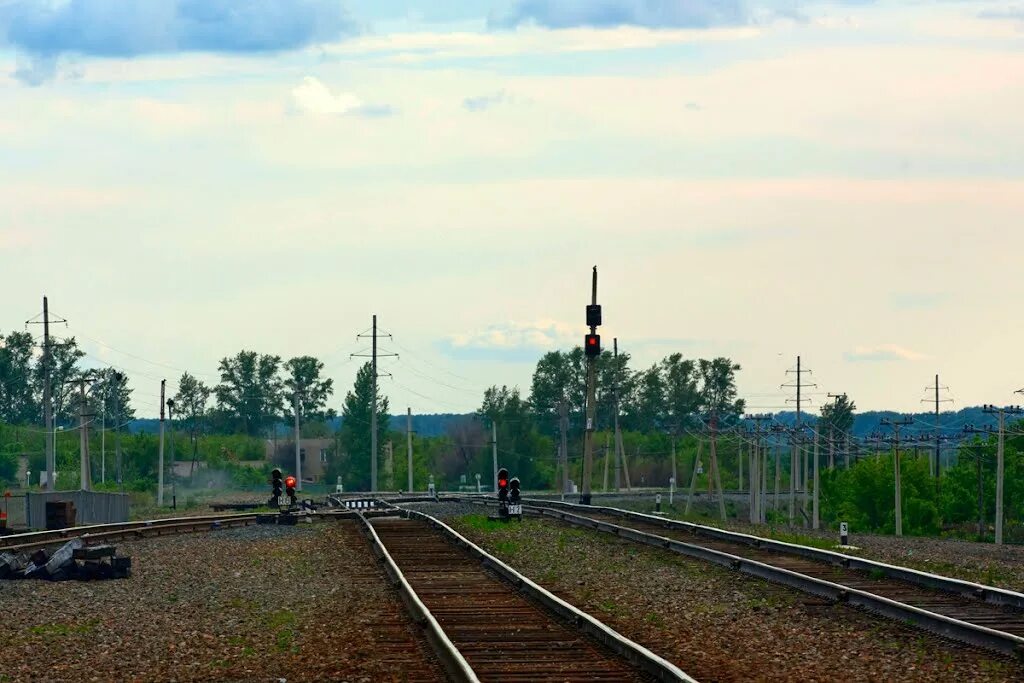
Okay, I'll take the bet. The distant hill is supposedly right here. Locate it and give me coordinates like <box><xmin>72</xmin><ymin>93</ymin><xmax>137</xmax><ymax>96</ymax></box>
<box><xmin>128</xmin><ymin>413</ymin><xmax>472</xmax><ymax>438</ymax></box>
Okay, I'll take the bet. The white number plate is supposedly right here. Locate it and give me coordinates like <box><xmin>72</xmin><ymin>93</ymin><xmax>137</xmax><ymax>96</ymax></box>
<box><xmin>509</xmin><ymin>504</ymin><xmax>522</xmax><ymax>516</ymax></box>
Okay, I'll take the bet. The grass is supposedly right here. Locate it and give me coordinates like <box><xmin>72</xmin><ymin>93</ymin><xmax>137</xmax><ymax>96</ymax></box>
<box><xmin>28</xmin><ymin>621</ymin><xmax>98</xmax><ymax>637</ymax></box>
<box><xmin>460</xmin><ymin>515</ymin><xmax>511</xmax><ymax>532</ymax></box>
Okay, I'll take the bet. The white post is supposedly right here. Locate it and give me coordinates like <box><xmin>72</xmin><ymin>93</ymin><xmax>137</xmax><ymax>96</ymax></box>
<box><xmin>894</xmin><ymin>432</ymin><xmax>903</xmax><ymax>537</ymax></box>
<box><xmin>996</xmin><ymin>409</ymin><xmax>1005</xmax><ymax>545</ymax></box>
<box><xmin>293</xmin><ymin>392</ymin><xmax>302</xmax><ymax>492</ymax></box>
<box><xmin>157</xmin><ymin>380</ymin><xmax>166</xmax><ymax>506</ymax></box>
<box><xmin>669</xmin><ymin>477</ymin><xmax>675</xmax><ymax>505</ymax></box>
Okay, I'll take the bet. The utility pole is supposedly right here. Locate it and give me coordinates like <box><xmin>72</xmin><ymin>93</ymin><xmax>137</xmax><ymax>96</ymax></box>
<box><xmin>983</xmin><ymin>404</ymin><xmax>1024</xmax><ymax>545</ymax></box>
<box><xmin>612</xmin><ymin>337</ymin><xmax>625</xmax><ymax>492</ymax></box>
<box><xmin>100</xmin><ymin>381</ymin><xmax>106</xmax><ymax>484</ymax></box>
<box><xmin>78</xmin><ymin>377</ymin><xmax>95</xmax><ymax>491</ymax></box>
<box><xmin>783</xmin><ymin>356</ymin><xmax>815</xmax><ymax>498</ymax></box>
<box><xmin>114</xmin><ymin>371</ymin><xmax>124</xmax><ymax>492</ymax></box>
<box><xmin>158</xmin><ymin>379</ymin><xmax>166</xmax><ymax>506</ymax></box>
<box><xmin>559</xmin><ymin>399</ymin><xmax>569</xmax><ymax>494</ymax></box>
<box><xmin>491</xmin><ymin>421</ymin><xmax>498</xmax><ymax>493</ymax></box>
<box><xmin>406</xmin><ymin>408</ymin><xmax>414</xmax><ymax>493</ymax></box>
<box><xmin>881</xmin><ymin>416</ymin><xmax>913</xmax><ymax>537</ymax></box>
<box><xmin>812</xmin><ymin>430</ymin><xmax>820</xmax><ymax>530</ymax></box>
<box><xmin>923</xmin><ymin>376</ymin><xmax>953</xmax><ymax>485</ymax></box>
<box><xmin>745</xmin><ymin>415</ymin><xmax>771</xmax><ymax>524</ymax></box>
<box><xmin>709</xmin><ymin>415</ymin><xmax>726</xmax><ymax>521</ymax></box>
<box><xmin>580</xmin><ymin>266</ymin><xmax>601</xmax><ymax>505</ymax></box>
<box><xmin>354</xmin><ymin>315</ymin><xmax>397</xmax><ymax>492</ymax></box>
<box><xmin>167</xmin><ymin>398</ymin><xmax>176</xmax><ymax>509</ymax></box>
<box><xmin>293</xmin><ymin>391</ymin><xmax>302</xmax><ymax>492</ymax></box>
<box><xmin>961</xmin><ymin>425</ymin><xmax>992</xmax><ymax>540</ymax></box>
<box><xmin>602</xmin><ymin>433</ymin><xmax>611</xmax><ymax>492</ymax></box>
<box><xmin>26</xmin><ymin>297</ymin><xmax>66</xmax><ymax>490</ymax></box>
<box><xmin>684</xmin><ymin>439</ymin><xmax>704</xmax><ymax>516</ymax></box>
<box><xmin>825</xmin><ymin>393</ymin><xmax>847</xmax><ymax>470</ymax></box>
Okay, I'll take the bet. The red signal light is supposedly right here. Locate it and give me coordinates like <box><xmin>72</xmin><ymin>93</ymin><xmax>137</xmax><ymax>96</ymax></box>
<box><xmin>498</xmin><ymin>478</ymin><xmax>508</xmax><ymax>488</ymax></box>
<box><xmin>285</xmin><ymin>476</ymin><xmax>297</xmax><ymax>489</ymax></box>
<box><xmin>584</xmin><ymin>333</ymin><xmax>601</xmax><ymax>357</ymax></box>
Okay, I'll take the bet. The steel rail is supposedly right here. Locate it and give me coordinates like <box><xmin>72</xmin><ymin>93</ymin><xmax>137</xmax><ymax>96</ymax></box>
<box><xmin>403</xmin><ymin>509</ymin><xmax>696</xmax><ymax>682</ymax></box>
<box><xmin>521</xmin><ymin>498</ymin><xmax>1024</xmax><ymax>611</ymax></box>
<box><xmin>354</xmin><ymin>511</ymin><xmax>481</xmax><ymax>683</ymax></box>
<box><xmin>521</xmin><ymin>503</ymin><xmax>1024</xmax><ymax>658</ymax></box>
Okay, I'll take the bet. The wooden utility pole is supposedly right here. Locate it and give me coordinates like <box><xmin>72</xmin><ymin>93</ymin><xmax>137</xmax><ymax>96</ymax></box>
<box><xmin>580</xmin><ymin>266</ymin><xmax>600</xmax><ymax>505</ymax></box>
<box><xmin>612</xmin><ymin>338</ymin><xmax>626</xmax><ymax>491</ymax></box>
<box><xmin>881</xmin><ymin>416</ymin><xmax>913</xmax><ymax>537</ymax></box>
<box><xmin>924</xmin><ymin>376</ymin><xmax>953</xmax><ymax>487</ymax></box>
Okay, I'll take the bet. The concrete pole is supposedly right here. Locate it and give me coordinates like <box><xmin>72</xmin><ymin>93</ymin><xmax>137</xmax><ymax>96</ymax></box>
<box><xmin>158</xmin><ymin>380</ymin><xmax>166</xmax><ymax>506</ymax></box>
<box><xmin>602</xmin><ymin>433</ymin><xmax>610</xmax><ymax>491</ymax></box>
<box><xmin>789</xmin><ymin>442</ymin><xmax>796</xmax><ymax>526</ymax></box>
<box><xmin>43</xmin><ymin>297</ymin><xmax>55</xmax><ymax>490</ymax></box>
<box><xmin>559</xmin><ymin>400</ymin><xmax>569</xmax><ymax>494</ymax></box>
<box><xmin>894</xmin><ymin>426</ymin><xmax>903</xmax><ymax>537</ymax></box>
<box><xmin>738</xmin><ymin>436</ymin><xmax>743</xmax><ymax>493</ymax></box>
<box><xmin>711</xmin><ymin>418</ymin><xmax>726</xmax><ymax>521</ymax></box>
<box><xmin>100</xmin><ymin>391</ymin><xmax>106</xmax><ymax>484</ymax></box>
<box><xmin>492</xmin><ymin>421</ymin><xmax>498</xmax><ymax>493</ymax></box>
<box><xmin>684</xmin><ymin>440</ymin><xmax>703</xmax><ymax>516</ymax></box>
<box><xmin>370</xmin><ymin>314</ymin><xmax>378</xmax><ymax>493</ymax></box>
<box><xmin>845</xmin><ymin>433</ymin><xmax>851</xmax><ymax>469</ymax></box>
<box><xmin>996</xmin><ymin>409</ymin><xmax>1005</xmax><ymax>545</ymax></box>
<box><xmin>774</xmin><ymin>444</ymin><xmax>781</xmax><ymax>514</ymax></box>
<box><xmin>293</xmin><ymin>391</ymin><xmax>302</xmax><ymax>492</ymax></box>
<box><xmin>619</xmin><ymin>428</ymin><xmax>632</xmax><ymax>490</ymax></box>
<box><xmin>671</xmin><ymin>435</ymin><xmax>678</xmax><ymax>491</ymax></box>
<box><xmin>79</xmin><ymin>378</ymin><xmax>90</xmax><ymax>491</ymax></box>
<box><xmin>761</xmin><ymin>444</ymin><xmax>768</xmax><ymax>523</ymax></box>
<box><xmin>813</xmin><ymin>431</ymin><xmax>820</xmax><ymax>530</ymax></box>
<box><xmin>407</xmin><ymin>408</ymin><xmax>413</xmax><ymax>493</ymax></box>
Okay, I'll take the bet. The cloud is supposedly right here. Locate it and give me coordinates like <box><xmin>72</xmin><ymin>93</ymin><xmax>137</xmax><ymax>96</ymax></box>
<box><xmin>489</xmin><ymin>0</ymin><xmax>751</xmax><ymax>30</ymax></box>
<box><xmin>440</xmin><ymin>319</ymin><xmax>579</xmax><ymax>360</ymax></box>
<box><xmin>1</xmin><ymin>0</ymin><xmax>358</xmax><ymax>84</ymax></box>
<box><xmin>844</xmin><ymin>344</ymin><xmax>928</xmax><ymax>362</ymax></box>
<box><xmin>290</xmin><ymin>76</ymin><xmax>396</xmax><ymax>118</ymax></box>
<box><xmin>463</xmin><ymin>90</ymin><xmax>509</xmax><ymax>112</ymax></box>
<box><xmin>890</xmin><ymin>292</ymin><xmax>950</xmax><ymax>310</ymax></box>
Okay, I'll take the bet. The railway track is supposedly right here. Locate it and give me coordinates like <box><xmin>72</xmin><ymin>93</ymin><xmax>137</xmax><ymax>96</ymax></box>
<box><xmin>0</xmin><ymin>509</ymin><xmax>377</xmax><ymax>554</ymax></box>
<box><xmin>509</xmin><ymin>498</ymin><xmax>1024</xmax><ymax>657</ymax></box>
<box><xmin>359</xmin><ymin>509</ymin><xmax>694</xmax><ymax>682</ymax></box>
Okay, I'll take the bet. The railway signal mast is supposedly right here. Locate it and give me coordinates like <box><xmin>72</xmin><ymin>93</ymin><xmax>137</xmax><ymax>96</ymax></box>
<box><xmin>581</xmin><ymin>267</ymin><xmax>601</xmax><ymax>506</ymax></box>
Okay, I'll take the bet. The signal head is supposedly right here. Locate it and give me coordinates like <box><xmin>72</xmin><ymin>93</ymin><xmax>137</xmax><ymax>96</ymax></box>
<box><xmin>272</xmin><ymin>468</ymin><xmax>282</xmax><ymax>480</ymax></box>
<box><xmin>584</xmin><ymin>333</ymin><xmax>601</xmax><ymax>357</ymax></box>
<box><xmin>509</xmin><ymin>477</ymin><xmax>521</xmax><ymax>503</ymax></box>
<box><xmin>285</xmin><ymin>475</ymin><xmax>297</xmax><ymax>489</ymax></box>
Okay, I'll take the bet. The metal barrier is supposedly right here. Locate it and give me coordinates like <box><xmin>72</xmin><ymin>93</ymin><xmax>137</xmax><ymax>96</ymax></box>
<box><xmin>25</xmin><ymin>491</ymin><xmax>129</xmax><ymax>529</ymax></box>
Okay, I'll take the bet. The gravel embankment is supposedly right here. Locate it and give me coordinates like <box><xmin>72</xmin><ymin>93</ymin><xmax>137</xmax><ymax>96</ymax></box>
<box><xmin>551</xmin><ymin>495</ymin><xmax>1024</xmax><ymax>593</ymax></box>
<box><xmin>0</xmin><ymin>520</ymin><xmax>442</xmax><ymax>682</ymax></box>
<box><xmin>451</xmin><ymin>514</ymin><xmax>1023</xmax><ymax>683</ymax></box>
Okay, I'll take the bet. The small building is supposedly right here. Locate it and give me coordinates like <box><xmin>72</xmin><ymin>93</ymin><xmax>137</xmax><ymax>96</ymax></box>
<box><xmin>265</xmin><ymin>438</ymin><xmax>333</xmax><ymax>483</ymax></box>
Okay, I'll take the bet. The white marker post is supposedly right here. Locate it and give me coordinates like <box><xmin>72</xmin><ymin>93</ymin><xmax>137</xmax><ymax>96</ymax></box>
<box><xmin>655</xmin><ymin>493</ymin><xmax>662</xmax><ymax>513</ymax></box>
<box><xmin>669</xmin><ymin>477</ymin><xmax>675</xmax><ymax>505</ymax></box>
<box><xmin>475</xmin><ymin>473</ymin><xmax>482</xmax><ymax>493</ymax></box>
<box><xmin>428</xmin><ymin>475</ymin><xmax>436</xmax><ymax>498</ymax></box>
<box><xmin>840</xmin><ymin>521</ymin><xmax>849</xmax><ymax>546</ymax></box>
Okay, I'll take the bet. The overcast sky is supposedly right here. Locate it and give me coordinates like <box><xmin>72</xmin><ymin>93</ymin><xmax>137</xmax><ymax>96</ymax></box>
<box><xmin>2</xmin><ymin>0</ymin><xmax>1023</xmax><ymax>418</ymax></box>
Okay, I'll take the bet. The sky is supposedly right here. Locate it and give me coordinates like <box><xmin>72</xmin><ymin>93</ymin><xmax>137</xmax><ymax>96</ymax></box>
<box><xmin>2</xmin><ymin>0</ymin><xmax>1023</xmax><ymax>418</ymax></box>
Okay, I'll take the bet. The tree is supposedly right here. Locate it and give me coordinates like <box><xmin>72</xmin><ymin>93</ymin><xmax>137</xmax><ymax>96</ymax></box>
<box><xmin>214</xmin><ymin>351</ymin><xmax>283</xmax><ymax>437</ymax></box>
<box><xmin>282</xmin><ymin>355</ymin><xmax>335</xmax><ymax>423</ymax></box>
<box><xmin>624</xmin><ymin>364</ymin><xmax>666</xmax><ymax>433</ymax></box>
<box><xmin>820</xmin><ymin>394</ymin><xmax>856</xmax><ymax>444</ymax></box>
<box><xmin>33</xmin><ymin>338</ymin><xmax>85</xmax><ymax>426</ymax></box>
<box><xmin>529</xmin><ymin>350</ymin><xmax>585</xmax><ymax>436</ymax></box>
<box><xmin>333</xmin><ymin>362</ymin><xmax>389</xmax><ymax>490</ymax></box>
<box><xmin>0</xmin><ymin>331</ymin><xmax>36</xmax><ymax>424</ymax></box>
<box><xmin>662</xmin><ymin>354</ymin><xmax>700</xmax><ymax>436</ymax></box>
<box><xmin>698</xmin><ymin>357</ymin><xmax>744</xmax><ymax>420</ymax></box>
<box><xmin>173</xmin><ymin>372</ymin><xmax>211</xmax><ymax>443</ymax></box>
<box><xmin>90</xmin><ymin>368</ymin><xmax>135</xmax><ymax>425</ymax></box>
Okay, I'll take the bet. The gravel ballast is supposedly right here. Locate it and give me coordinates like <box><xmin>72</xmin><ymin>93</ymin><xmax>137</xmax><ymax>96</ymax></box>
<box><xmin>451</xmin><ymin>514</ymin><xmax>1024</xmax><ymax>683</ymax></box>
<box><xmin>0</xmin><ymin>519</ymin><xmax>442</xmax><ymax>682</ymax></box>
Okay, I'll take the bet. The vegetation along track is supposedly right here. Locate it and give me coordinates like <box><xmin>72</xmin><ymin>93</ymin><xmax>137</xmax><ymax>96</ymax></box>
<box><xmin>513</xmin><ymin>498</ymin><xmax>1024</xmax><ymax>657</ymax></box>
<box><xmin>360</xmin><ymin>509</ymin><xmax>694</xmax><ymax>682</ymax></box>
